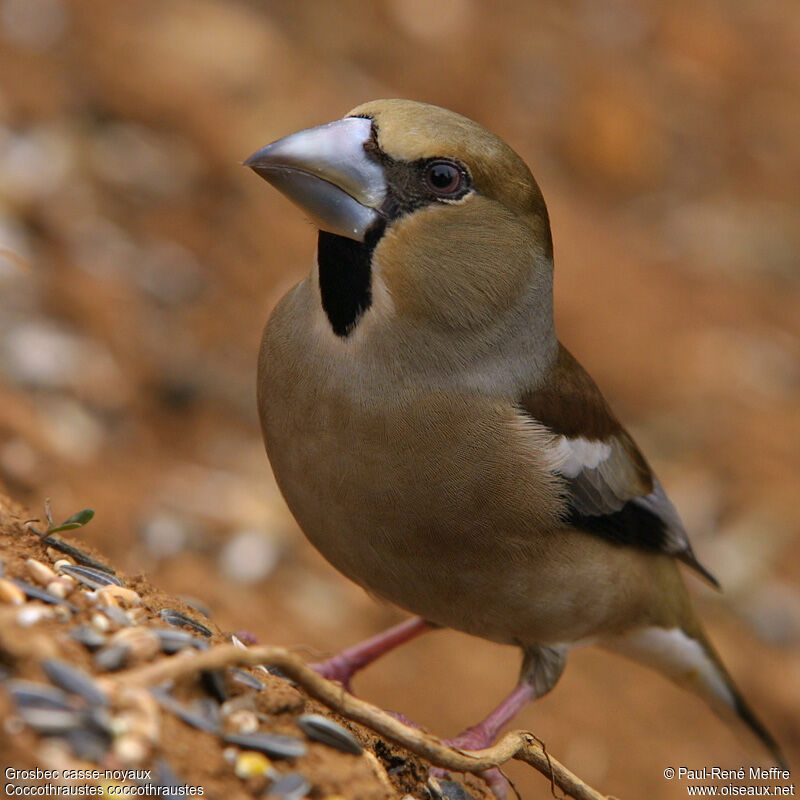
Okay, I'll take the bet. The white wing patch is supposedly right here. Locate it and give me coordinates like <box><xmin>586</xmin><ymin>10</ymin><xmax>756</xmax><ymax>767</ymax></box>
<box><xmin>545</xmin><ymin>435</ymin><xmax>612</xmax><ymax>477</ymax></box>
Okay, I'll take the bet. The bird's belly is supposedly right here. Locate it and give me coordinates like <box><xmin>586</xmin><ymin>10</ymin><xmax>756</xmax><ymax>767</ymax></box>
<box><xmin>259</xmin><ymin>362</ymin><xmax>651</xmax><ymax>646</ymax></box>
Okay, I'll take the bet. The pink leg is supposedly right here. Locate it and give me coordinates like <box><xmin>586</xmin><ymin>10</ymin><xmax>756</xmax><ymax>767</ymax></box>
<box><xmin>311</xmin><ymin>617</ymin><xmax>434</xmax><ymax>691</ymax></box>
<box><xmin>437</xmin><ymin>682</ymin><xmax>536</xmax><ymax>799</ymax></box>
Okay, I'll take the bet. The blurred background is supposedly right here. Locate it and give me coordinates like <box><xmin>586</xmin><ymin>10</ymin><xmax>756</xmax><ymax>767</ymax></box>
<box><xmin>0</xmin><ymin>0</ymin><xmax>798</xmax><ymax>796</ymax></box>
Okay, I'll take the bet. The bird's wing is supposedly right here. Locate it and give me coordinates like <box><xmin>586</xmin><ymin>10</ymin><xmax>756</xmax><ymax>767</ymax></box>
<box><xmin>519</xmin><ymin>345</ymin><xmax>719</xmax><ymax>587</ymax></box>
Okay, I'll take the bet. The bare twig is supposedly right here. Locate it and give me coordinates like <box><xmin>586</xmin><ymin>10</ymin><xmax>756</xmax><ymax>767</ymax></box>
<box><xmin>108</xmin><ymin>644</ymin><xmax>614</xmax><ymax>800</ymax></box>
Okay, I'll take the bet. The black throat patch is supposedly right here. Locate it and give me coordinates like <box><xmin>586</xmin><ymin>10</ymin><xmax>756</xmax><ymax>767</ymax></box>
<box><xmin>317</xmin><ymin>228</ymin><xmax>381</xmax><ymax>337</ymax></box>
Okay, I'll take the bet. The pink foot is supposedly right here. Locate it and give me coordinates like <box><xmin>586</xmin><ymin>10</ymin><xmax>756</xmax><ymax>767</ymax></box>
<box><xmin>310</xmin><ymin>655</ymin><xmax>356</xmax><ymax>692</ymax></box>
<box><xmin>309</xmin><ymin>617</ymin><xmax>434</xmax><ymax>692</ymax></box>
<box><xmin>433</xmin><ymin>727</ymin><xmax>510</xmax><ymax>799</ymax></box>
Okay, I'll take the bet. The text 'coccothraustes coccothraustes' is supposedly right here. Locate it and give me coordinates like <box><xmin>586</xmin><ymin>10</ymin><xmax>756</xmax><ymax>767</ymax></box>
<box><xmin>245</xmin><ymin>99</ymin><xmax>785</xmax><ymax>795</ymax></box>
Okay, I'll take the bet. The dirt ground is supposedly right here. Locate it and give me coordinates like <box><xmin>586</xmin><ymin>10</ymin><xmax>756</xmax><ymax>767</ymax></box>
<box><xmin>1</xmin><ymin>1</ymin><xmax>799</xmax><ymax>798</ymax></box>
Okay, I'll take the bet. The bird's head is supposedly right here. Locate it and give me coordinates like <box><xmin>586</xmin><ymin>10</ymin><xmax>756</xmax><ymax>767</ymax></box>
<box><xmin>246</xmin><ymin>99</ymin><xmax>553</xmax><ymax>337</ymax></box>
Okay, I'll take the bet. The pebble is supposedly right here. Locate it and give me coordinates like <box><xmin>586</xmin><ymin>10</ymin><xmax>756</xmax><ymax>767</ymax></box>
<box><xmin>90</xmin><ymin>612</ymin><xmax>111</xmax><ymax>632</ymax></box>
<box><xmin>296</xmin><ymin>713</ymin><xmax>362</xmax><ymax>755</ymax></box>
<box><xmin>226</xmin><ymin>709</ymin><xmax>259</xmax><ymax>734</ymax></box>
<box><xmin>234</xmin><ymin>750</ymin><xmax>273</xmax><ymax>779</ymax></box>
<box><xmin>112</xmin><ymin>733</ymin><xmax>150</xmax><ymax>766</ymax></box>
<box><xmin>17</xmin><ymin>603</ymin><xmax>56</xmax><ymax>626</ymax></box>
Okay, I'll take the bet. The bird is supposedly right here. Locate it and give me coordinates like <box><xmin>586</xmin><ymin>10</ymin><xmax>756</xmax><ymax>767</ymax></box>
<box><xmin>245</xmin><ymin>99</ymin><xmax>785</xmax><ymax>795</ymax></box>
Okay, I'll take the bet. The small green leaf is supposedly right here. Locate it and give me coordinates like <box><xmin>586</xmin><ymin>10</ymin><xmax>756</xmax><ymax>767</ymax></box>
<box><xmin>48</xmin><ymin>509</ymin><xmax>95</xmax><ymax>534</ymax></box>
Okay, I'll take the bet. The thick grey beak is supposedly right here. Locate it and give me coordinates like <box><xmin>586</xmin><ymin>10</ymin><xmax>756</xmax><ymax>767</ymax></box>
<box><xmin>245</xmin><ymin>117</ymin><xmax>386</xmax><ymax>242</ymax></box>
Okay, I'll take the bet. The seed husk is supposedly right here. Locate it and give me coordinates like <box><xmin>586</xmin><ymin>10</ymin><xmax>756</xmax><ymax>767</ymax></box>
<box><xmin>430</xmin><ymin>779</ymin><xmax>474</xmax><ymax>800</ymax></box>
<box><xmin>58</xmin><ymin>564</ymin><xmax>123</xmax><ymax>590</ymax></box>
<box><xmin>153</xmin><ymin>628</ymin><xmax>209</xmax><ymax>654</ymax></box>
<box><xmin>158</xmin><ymin>609</ymin><xmax>212</xmax><ymax>638</ymax></box>
<box><xmin>42</xmin><ymin>536</ymin><xmax>115</xmax><ymax>574</ymax></box>
<box><xmin>296</xmin><ymin>713</ymin><xmax>363</xmax><ymax>755</ymax></box>
<box><xmin>229</xmin><ymin>667</ymin><xmax>265</xmax><ymax>691</ymax></box>
<box><xmin>64</xmin><ymin>725</ymin><xmax>111</xmax><ymax>761</ymax></box>
<box><xmin>42</xmin><ymin>659</ymin><xmax>109</xmax><ymax>707</ymax></box>
<box><xmin>7</xmin><ymin>680</ymin><xmax>76</xmax><ymax>711</ymax></box>
<box><xmin>11</xmin><ymin>579</ymin><xmax>78</xmax><ymax>611</ymax></box>
<box><xmin>93</xmin><ymin>644</ymin><xmax>131</xmax><ymax>672</ymax></box>
<box><xmin>150</xmin><ymin>688</ymin><xmax>222</xmax><ymax>734</ymax></box>
<box><xmin>267</xmin><ymin>772</ymin><xmax>311</xmax><ymax>800</ymax></box>
<box><xmin>99</xmin><ymin>605</ymin><xmax>132</xmax><ymax>627</ymax></box>
<box><xmin>68</xmin><ymin>624</ymin><xmax>107</xmax><ymax>651</ymax></box>
<box><xmin>17</xmin><ymin>706</ymin><xmax>84</xmax><ymax>735</ymax></box>
<box><xmin>201</xmin><ymin>669</ymin><xmax>227</xmax><ymax>703</ymax></box>
<box><xmin>223</xmin><ymin>732</ymin><xmax>307</xmax><ymax>760</ymax></box>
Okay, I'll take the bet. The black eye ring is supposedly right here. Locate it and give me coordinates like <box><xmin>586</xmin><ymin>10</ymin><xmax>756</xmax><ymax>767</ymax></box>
<box><xmin>424</xmin><ymin>160</ymin><xmax>464</xmax><ymax>197</ymax></box>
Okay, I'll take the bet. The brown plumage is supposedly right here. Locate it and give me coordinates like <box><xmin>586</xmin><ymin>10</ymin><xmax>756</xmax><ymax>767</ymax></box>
<box><xmin>245</xmin><ymin>99</ymin><xmax>785</xmax><ymax>793</ymax></box>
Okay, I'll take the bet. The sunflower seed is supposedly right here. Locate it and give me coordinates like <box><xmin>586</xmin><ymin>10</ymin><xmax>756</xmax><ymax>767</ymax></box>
<box><xmin>267</xmin><ymin>772</ymin><xmax>311</xmax><ymax>800</ymax></box>
<box><xmin>58</xmin><ymin>564</ymin><xmax>123</xmax><ymax>589</ymax></box>
<box><xmin>296</xmin><ymin>713</ymin><xmax>362</xmax><ymax>755</ymax></box>
<box><xmin>64</xmin><ymin>725</ymin><xmax>111</xmax><ymax>761</ymax></box>
<box><xmin>93</xmin><ymin>644</ymin><xmax>130</xmax><ymax>672</ymax></box>
<box><xmin>10</xmin><ymin>579</ymin><xmax>78</xmax><ymax>610</ymax></box>
<box><xmin>69</xmin><ymin>624</ymin><xmax>107</xmax><ymax>650</ymax></box>
<box><xmin>431</xmin><ymin>779</ymin><xmax>474</xmax><ymax>800</ymax></box>
<box><xmin>150</xmin><ymin>689</ymin><xmax>221</xmax><ymax>734</ymax></box>
<box><xmin>201</xmin><ymin>669</ymin><xmax>227</xmax><ymax>703</ymax></box>
<box><xmin>17</xmin><ymin>706</ymin><xmax>84</xmax><ymax>734</ymax></box>
<box><xmin>42</xmin><ymin>536</ymin><xmax>115</xmax><ymax>574</ymax></box>
<box><xmin>7</xmin><ymin>680</ymin><xmax>75</xmax><ymax>711</ymax></box>
<box><xmin>99</xmin><ymin>605</ymin><xmax>132</xmax><ymax>627</ymax></box>
<box><xmin>223</xmin><ymin>732</ymin><xmax>306</xmax><ymax>760</ymax></box>
<box><xmin>42</xmin><ymin>659</ymin><xmax>108</xmax><ymax>707</ymax></box>
<box><xmin>152</xmin><ymin>628</ymin><xmax>209</xmax><ymax>654</ymax></box>
<box><xmin>158</xmin><ymin>609</ymin><xmax>212</xmax><ymax>638</ymax></box>
<box><xmin>229</xmin><ymin>668</ymin><xmax>265</xmax><ymax>691</ymax></box>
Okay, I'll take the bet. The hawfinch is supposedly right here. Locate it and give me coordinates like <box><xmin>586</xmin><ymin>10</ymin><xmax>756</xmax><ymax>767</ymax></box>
<box><xmin>245</xmin><ymin>99</ymin><xmax>784</xmax><ymax>791</ymax></box>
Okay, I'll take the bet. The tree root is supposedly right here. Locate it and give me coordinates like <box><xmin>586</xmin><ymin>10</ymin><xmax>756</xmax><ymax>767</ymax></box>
<box><xmin>108</xmin><ymin>644</ymin><xmax>615</xmax><ymax>800</ymax></box>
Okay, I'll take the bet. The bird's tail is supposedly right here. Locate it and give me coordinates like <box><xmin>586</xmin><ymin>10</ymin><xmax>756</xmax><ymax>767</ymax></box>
<box><xmin>603</xmin><ymin>624</ymin><xmax>787</xmax><ymax>769</ymax></box>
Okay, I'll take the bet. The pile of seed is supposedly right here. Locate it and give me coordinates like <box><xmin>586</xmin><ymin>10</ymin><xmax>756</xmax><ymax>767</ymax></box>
<box><xmin>0</xmin><ymin>528</ymin><xmax>444</xmax><ymax>800</ymax></box>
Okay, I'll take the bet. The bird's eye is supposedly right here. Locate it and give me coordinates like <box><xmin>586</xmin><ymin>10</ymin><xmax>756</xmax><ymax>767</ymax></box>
<box><xmin>424</xmin><ymin>161</ymin><xmax>463</xmax><ymax>197</ymax></box>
